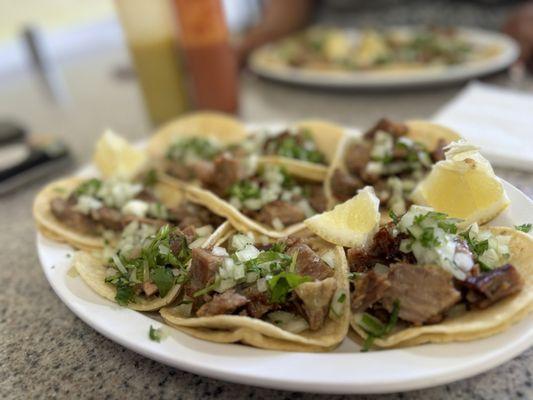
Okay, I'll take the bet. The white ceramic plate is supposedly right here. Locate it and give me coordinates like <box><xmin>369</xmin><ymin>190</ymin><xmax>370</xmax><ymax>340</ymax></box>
<box><xmin>249</xmin><ymin>28</ymin><xmax>519</xmax><ymax>89</ymax></box>
<box><xmin>37</xmin><ymin>180</ymin><xmax>533</xmax><ymax>394</ymax></box>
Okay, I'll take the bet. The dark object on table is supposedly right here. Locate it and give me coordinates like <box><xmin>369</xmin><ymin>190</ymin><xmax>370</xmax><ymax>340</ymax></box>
<box><xmin>0</xmin><ymin>123</ymin><xmax>72</xmax><ymax>195</ymax></box>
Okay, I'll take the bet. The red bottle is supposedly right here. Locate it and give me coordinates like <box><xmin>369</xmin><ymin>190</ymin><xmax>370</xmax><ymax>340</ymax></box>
<box><xmin>173</xmin><ymin>0</ymin><xmax>239</xmax><ymax>113</ymax></box>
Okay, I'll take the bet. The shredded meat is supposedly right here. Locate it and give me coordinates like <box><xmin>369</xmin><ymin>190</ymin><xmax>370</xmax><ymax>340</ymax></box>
<box><xmin>308</xmin><ymin>184</ymin><xmax>327</xmax><ymax>213</ymax></box>
<box><xmin>381</xmin><ymin>263</ymin><xmax>461</xmax><ymax>325</ymax></box>
<box><xmin>241</xmin><ymin>285</ymin><xmax>279</xmax><ymax>318</ymax></box>
<box><xmin>50</xmin><ymin>198</ymin><xmax>98</xmax><ymax>234</ymax></box>
<box><xmin>184</xmin><ymin>248</ymin><xmax>223</xmax><ymax>297</ymax></box>
<box><xmin>345</xmin><ymin>142</ymin><xmax>372</xmax><ymax>175</ymax></box>
<box><xmin>364</xmin><ymin>118</ymin><xmax>408</xmax><ymax>139</ymax></box>
<box><xmin>295</xmin><ymin>277</ymin><xmax>337</xmax><ymax>330</ymax></box>
<box><xmin>462</xmin><ymin>264</ymin><xmax>523</xmax><ymax>309</ymax></box>
<box><xmin>196</xmin><ymin>289</ymin><xmax>249</xmax><ymax>317</ymax></box>
<box><xmin>209</xmin><ymin>153</ymin><xmax>245</xmax><ymax>196</ymax></box>
<box><xmin>169</xmin><ymin>202</ymin><xmax>223</xmax><ymax>230</ymax></box>
<box><xmin>351</xmin><ymin>271</ymin><xmax>391</xmax><ymax>312</ymax></box>
<box><xmin>346</xmin><ymin>224</ymin><xmax>408</xmax><ymax>272</ymax></box>
<box><xmin>431</xmin><ymin>138</ymin><xmax>448</xmax><ymax>162</ymax></box>
<box><xmin>255</xmin><ymin>200</ymin><xmax>306</xmax><ymax>227</ymax></box>
<box><xmin>287</xmin><ymin>241</ymin><xmax>334</xmax><ymax>281</ymax></box>
<box><xmin>142</xmin><ymin>281</ymin><xmax>159</xmax><ymax>297</ymax></box>
<box><xmin>90</xmin><ymin>207</ymin><xmax>125</xmax><ymax>231</ymax></box>
<box><xmin>330</xmin><ymin>168</ymin><xmax>362</xmax><ymax>201</ymax></box>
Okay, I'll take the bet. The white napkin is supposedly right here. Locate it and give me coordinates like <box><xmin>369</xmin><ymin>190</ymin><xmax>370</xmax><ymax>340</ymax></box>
<box><xmin>433</xmin><ymin>81</ymin><xmax>533</xmax><ymax>171</ymax></box>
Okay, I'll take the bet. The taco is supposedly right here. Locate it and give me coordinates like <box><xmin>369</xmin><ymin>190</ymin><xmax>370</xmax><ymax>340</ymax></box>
<box><xmin>148</xmin><ymin>113</ymin><xmax>344</xmax><ymax>186</ymax></box>
<box><xmin>160</xmin><ymin>228</ymin><xmax>350</xmax><ymax>351</ymax></box>
<box><xmin>326</xmin><ymin>118</ymin><xmax>461</xmax><ymax>217</ymax></box>
<box><xmin>33</xmin><ymin>173</ymin><xmax>225</xmax><ymax>250</ymax></box>
<box><xmin>182</xmin><ymin>160</ymin><xmax>328</xmax><ymax>238</ymax></box>
<box><xmin>247</xmin><ymin>120</ymin><xmax>345</xmax><ymax>181</ymax></box>
<box><xmin>344</xmin><ymin>205</ymin><xmax>531</xmax><ymax>350</ymax></box>
<box><xmin>73</xmin><ymin>222</ymin><xmax>228</xmax><ymax>311</ymax></box>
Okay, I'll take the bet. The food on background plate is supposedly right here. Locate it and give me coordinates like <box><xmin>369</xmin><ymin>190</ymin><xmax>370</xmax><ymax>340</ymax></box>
<box><xmin>259</xmin><ymin>26</ymin><xmax>500</xmax><ymax>73</ymax></box>
<box><xmin>309</xmin><ymin>202</ymin><xmax>531</xmax><ymax>350</ymax></box>
<box><xmin>73</xmin><ymin>222</ymin><xmax>226</xmax><ymax>311</ymax></box>
<box><xmin>327</xmin><ymin>118</ymin><xmax>461</xmax><ymax>217</ymax></box>
<box><xmin>160</xmin><ymin>227</ymin><xmax>350</xmax><ymax>351</ymax></box>
<box><xmin>411</xmin><ymin>141</ymin><xmax>510</xmax><ymax>227</ymax></box>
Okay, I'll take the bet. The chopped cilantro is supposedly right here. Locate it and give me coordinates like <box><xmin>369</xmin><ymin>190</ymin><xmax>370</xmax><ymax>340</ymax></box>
<box><xmin>338</xmin><ymin>293</ymin><xmax>346</xmax><ymax>303</ymax></box>
<box><xmin>420</xmin><ymin>227</ymin><xmax>440</xmax><ymax>248</ymax></box>
<box><xmin>515</xmin><ymin>223</ymin><xmax>532</xmax><ymax>233</ymax></box>
<box><xmin>166</xmin><ymin>137</ymin><xmax>219</xmax><ymax>161</ymax></box>
<box><xmin>389</xmin><ymin>209</ymin><xmax>400</xmax><ymax>224</ymax></box>
<box><xmin>229</xmin><ymin>180</ymin><xmax>260</xmax><ymax>202</ymax></box>
<box><xmin>268</xmin><ymin>271</ymin><xmax>310</xmax><ymax>303</ymax></box>
<box><xmin>360</xmin><ymin>300</ymin><xmax>400</xmax><ymax>352</ymax></box>
<box><xmin>74</xmin><ymin>178</ymin><xmax>102</xmax><ymax>197</ymax></box>
<box><xmin>149</xmin><ymin>325</ymin><xmax>162</xmax><ymax>342</ymax></box>
<box><xmin>115</xmin><ymin>284</ymin><xmax>135</xmax><ymax>306</ymax></box>
<box><xmin>275</xmin><ymin>131</ymin><xmax>325</xmax><ymax>164</ymax></box>
<box><xmin>151</xmin><ymin>267</ymin><xmax>175</xmax><ymax>297</ymax></box>
<box><xmin>143</xmin><ymin>169</ymin><xmax>158</xmax><ymax>187</ymax></box>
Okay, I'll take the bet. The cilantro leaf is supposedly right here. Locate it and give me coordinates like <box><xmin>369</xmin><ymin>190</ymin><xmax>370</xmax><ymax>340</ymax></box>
<box><xmin>268</xmin><ymin>272</ymin><xmax>310</xmax><ymax>303</ymax></box>
<box><xmin>149</xmin><ymin>325</ymin><xmax>162</xmax><ymax>342</ymax></box>
<box><xmin>151</xmin><ymin>267</ymin><xmax>175</xmax><ymax>297</ymax></box>
<box><xmin>389</xmin><ymin>209</ymin><xmax>400</xmax><ymax>224</ymax></box>
<box><xmin>74</xmin><ymin>178</ymin><xmax>102</xmax><ymax>197</ymax></box>
<box><xmin>515</xmin><ymin>223</ymin><xmax>532</xmax><ymax>233</ymax></box>
<box><xmin>420</xmin><ymin>228</ymin><xmax>440</xmax><ymax>248</ymax></box>
<box><xmin>115</xmin><ymin>284</ymin><xmax>135</xmax><ymax>306</ymax></box>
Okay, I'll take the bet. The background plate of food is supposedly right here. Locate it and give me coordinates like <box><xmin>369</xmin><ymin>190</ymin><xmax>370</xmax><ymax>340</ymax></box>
<box><xmin>249</xmin><ymin>26</ymin><xmax>519</xmax><ymax>89</ymax></box>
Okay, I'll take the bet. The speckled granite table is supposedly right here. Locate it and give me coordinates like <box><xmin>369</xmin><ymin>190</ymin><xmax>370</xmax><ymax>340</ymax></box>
<box><xmin>1</xmin><ymin>24</ymin><xmax>532</xmax><ymax>400</ymax></box>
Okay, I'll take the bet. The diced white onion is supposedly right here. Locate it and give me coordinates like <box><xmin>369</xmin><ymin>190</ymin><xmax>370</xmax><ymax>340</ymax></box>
<box><xmin>231</xmin><ymin>234</ymin><xmax>254</xmax><ymax>251</ymax></box>
<box><xmin>320</xmin><ymin>250</ymin><xmax>336</xmax><ymax>268</ymax></box>
<box><xmin>236</xmin><ymin>245</ymin><xmax>260</xmax><ymax>262</ymax></box>
<box><xmin>256</xmin><ymin>277</ymin><xmax>268</xmax><ymax>292</ymax></box>
<box><xmin>121</xmin><ymin>199</ymin><xmax>149</xmax><ymax>218</ymax></box>
<box><xmin>272</xmin><ymin>217</ymin><xmax>284</xmax><ymax>231</ymax></box>
<box><xmin>212</xmin><ymin>246</ymin><xmax>229</xmax><ymax>257</ymax></box>
<box><xmin>189</xmin><ymin>237</ymin><xmax>207</xmax><ymax>249</ymax></box>
<box><xmin>266</xmin><ymin>311</ymin><xmax>309</xmax><ymax>333</ymax></box>
<box><xmin>195</xmin><ymin>225</ymin><xmax>213</xmax><ymax>238</ymax></box>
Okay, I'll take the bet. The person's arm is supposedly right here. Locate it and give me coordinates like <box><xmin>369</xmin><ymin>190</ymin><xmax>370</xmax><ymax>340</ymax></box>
<box><xmin>235</xmin><ymin>0</ymin><xmax>315</xmax><ymax>65</ymax></box>
<box><xmin>502</xmin><ymin>1</ymin><xmax>533</xmax><ymax>69</ymax></box>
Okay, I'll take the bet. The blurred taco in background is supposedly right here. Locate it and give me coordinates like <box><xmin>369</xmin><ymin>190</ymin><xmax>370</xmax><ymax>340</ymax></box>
<box><xmin>326</xmin><ymin>118</ymin><xmax>461</xmax><ymax>218</ymax></box>
<box><xmin>148</xmin><ymin>112</ymin><xmax>344</xmax><ymax>186</ymax></box>
<box><xmin>160</xmin><ymin>228</ymin><xmax>350</xmax><ymax>351</ymax></box>
<box><xmin>344</xmin><ymin>206</ymin><xmax>531</xmax><ymax>350</ymax></box>
<box><xmin>73</xmin><ymin>222</ymin><xmax>229</xmax><ymax>311</ymax></box>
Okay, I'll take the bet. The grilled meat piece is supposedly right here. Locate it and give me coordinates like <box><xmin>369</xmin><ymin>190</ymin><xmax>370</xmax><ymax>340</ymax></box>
<box><xmin>351</xmin><ymin>271</ymin><xmax>391</xmax><ymax>312</ymax></box>
<box><xmin>287</xmin><ymin>241</ymin><xmax>334</xmax><ymax>281</ymax></box>
<box><xmin>345</xmin><ymin>141</ymin><xmax>372</xmax><ymax>176</ymax></box>
<box><xmin>330</xmin><ymin>168</ymin><xmax>362</xmax><ymax>201</ymax></box>
<box><xmin>255</xmin><ymin>200</ymin><xmax>306</xmax><ymax>227</ymax></box>
<box><xmin>50</xmin><ymin>198</ymin><xmax>98</xmax><ymax>234</ymax></box>
<box><xmin>142</xmin><ymin>281</ymin><xmax>159</xmax><ymax>297</ymax></box>
<box><xmin>91</xmin><ymin>207</ymin><xmax>124</xmax><ymax>231</ymax></box>
<box><xmin>196</xmin><ymin>289</ymin><xmax>249</xmax><ymax>317</ymax></box>
<box><xmin>462</xmin><ymin>264</ymin><xmax>523</xmax><ymax>309</ymax></box>
<box><xmin>184</xmin><ymin>248</ymin><xmax>223</xmax><ymax>297</ymax></box>
<box><xmin>241</xmin><ymin>285</ymin><xmax>279</xmax><ymax>318</ymax></box>
<box><xmin>381</xmin><ymin>263</ymin><xmax>461</xmax><ymax>325</ymax></box>
<box><xmin>210</xmin><ymin>153</ymin><xmax>245</xmax><ymax>196</ymax></box>
<box><xmin>308</xmin><ymin>184</ymin><xmax>327</xmax><ymax>213</ymax></box>
<box><xmin>364</xmin><ymin>118</ymin><xmax>408</xmax><ymax>139</ymax></box>
<box><xmin>431</xmin><ymin>138</ymin><xmax>448</xmax><ymax>162</ymax></box>
<box><xmin>295</xmin><ymin>277</ymin><xmax>337</xmax><ymax>330</ymax></box>
<box><xmin>346</xmin><ymin>224</ymin><xmax>408</xmax><ymax>272</ymax></box>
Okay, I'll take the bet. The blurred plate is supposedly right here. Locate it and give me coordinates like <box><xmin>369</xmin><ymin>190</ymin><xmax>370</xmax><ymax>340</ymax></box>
<box><xmin>249</xmin><ymin>27</ymin><xmax>519</xmax><ymax>89</ymax></box>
